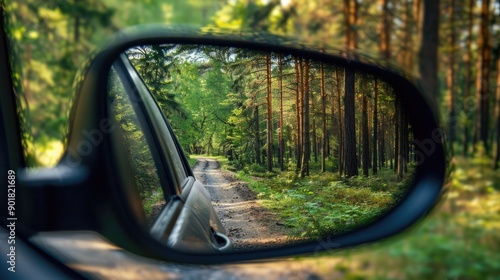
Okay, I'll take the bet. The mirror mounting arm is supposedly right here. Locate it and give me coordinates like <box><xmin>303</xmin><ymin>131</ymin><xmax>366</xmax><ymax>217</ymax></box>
<box><xmin>18</xmin><ymin>165</ymin><xmax>98</xmax><ymax>232</ymax></box>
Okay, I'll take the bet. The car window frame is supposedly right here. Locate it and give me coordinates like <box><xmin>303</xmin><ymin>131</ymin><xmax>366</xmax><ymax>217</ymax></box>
<box><xmin>115</xmin><ymin>53</ymin><xmax>192</xmax><ymax>196</ymax></box>
<box><xmin>111</xmin><ymin>58</ymin><xmax>175</xmax><ymax>200</ymax></box>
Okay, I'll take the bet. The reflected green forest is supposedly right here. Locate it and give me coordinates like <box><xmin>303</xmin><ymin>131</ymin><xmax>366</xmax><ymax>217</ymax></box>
<box><xmin>126</xmin><ymin>44</ymin><xmax>415</xmax><ymax>238</ymax></box>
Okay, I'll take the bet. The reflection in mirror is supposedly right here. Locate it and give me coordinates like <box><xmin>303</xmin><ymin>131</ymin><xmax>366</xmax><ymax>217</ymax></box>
<box><xmin>120</xmin><ymin>44</ymin><xmax>416</xmax><ymax>252</ymax></box>
<box><xmin>108</xmin><ymin>67</ymin><xmax>166</xmax><ymax>226</ymax></box>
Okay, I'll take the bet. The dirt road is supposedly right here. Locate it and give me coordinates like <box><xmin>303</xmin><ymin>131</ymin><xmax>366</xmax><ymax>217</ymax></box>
<box><xmin>192</xmin><ymin>158</ymin><xmax>291</xmax><ymax>250</ymax></box>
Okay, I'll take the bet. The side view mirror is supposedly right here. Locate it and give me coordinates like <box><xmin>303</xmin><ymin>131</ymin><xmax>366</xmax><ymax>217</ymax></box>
<box><xmin>18</xmin><ymin>27</ymin><xmax>447</xmax><ymax>264</ymax></box>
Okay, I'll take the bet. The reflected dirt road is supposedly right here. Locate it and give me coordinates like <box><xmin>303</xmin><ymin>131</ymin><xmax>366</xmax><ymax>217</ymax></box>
<box><xmin>192</xmin><ymin>158</ymin><xmax>291</xmax><ymax>250</ymax></box>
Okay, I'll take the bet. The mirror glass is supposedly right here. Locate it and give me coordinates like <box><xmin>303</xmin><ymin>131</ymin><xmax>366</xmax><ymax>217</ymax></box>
<box><xmin>109</xmin><ymin>44</ymin><xmax>416</xmax><ymax>253</ymax></box>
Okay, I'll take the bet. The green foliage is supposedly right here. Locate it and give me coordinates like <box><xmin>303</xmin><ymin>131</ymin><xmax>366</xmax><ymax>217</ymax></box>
<box><xmin>234</xmin><ymin>166</ymin><xmax>404</xmax><ymax>239</ymax></box>
<box><xmin>7</xmin><ymin>0</ymin><xmax>223</xmax><ymax>167</ymax></box>
<box><xmin>5</xmin><ymin>1</ymin><xmax>118</xmax><ymax>166</ymax></box>
<box><xmin>367</xmin><ymin>211</ymin><xmax>500</xmax><ymax>280</ymax></box>
<box><xmin>187</xmin><ymin>156</ymin><xmax>199</xmax><ymax>169</ymax></box>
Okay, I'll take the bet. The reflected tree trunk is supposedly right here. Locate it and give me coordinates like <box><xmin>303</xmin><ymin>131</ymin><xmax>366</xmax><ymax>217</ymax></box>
<box><xmin>278</xmin><ymin>54</ymin><xmax>284</xmax><ymax>171</ymax></box>
<box><xmin>335</xmin><ymin>68</ymin><xmax>344</xmax><ymax>175</ymax></box>
<box><xmin>266</xmin><ymin>53</ymin><xmax>273</xmax><ymax>171</ymax></box>
<box><xmin>301</xmin><ymin>59</ymin><xmax>310</xmax><ymax>177</ymax></box>
<box><xmin>254</xmin><ymin>104</ymin><xmax>261</xmax><ymax>165</ymax></box>
<box><xmin>344</xmin><ymin>67</ymin><xmax>358</xmax><ymax>178</ymax></box>
<box><xmin>321</xmin><ymin>62</ymin><xmax>327</xmax><ymax>172</ymax></box>
<box><xmin>362</xmin><ymin>90</ymin><xmax>369</xmax><ymax>176</ymax></box>
<box><xmin>373</xmin><ymin>77</ymin><xmax>378</xmax><ymax>174</ymax></box>
<box><xmin>295</xmin><ymin>56</ymin><xmax>302</xmax><ymax>171</ymax></box>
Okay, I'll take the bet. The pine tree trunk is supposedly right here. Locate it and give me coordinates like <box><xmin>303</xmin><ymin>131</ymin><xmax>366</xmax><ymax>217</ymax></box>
<box><xmin>301</xmin><ymin>59</ymin><xmax>310</xmax><ymax>177</ymax></box>
<box><xmin>312</xmin><ymin>93</ymin><xmax>318</xmax><ymax>163</ymax></box>
<box><xmin>335</xmin><ymin>68</ymin><xmax>344</xmax><ymax>175</ymax></box>
<box><xmin>394</xmin><ymin>95</ymin><xmax>399</xmax><ymax>172</ymax></box>
<box><xmin>321</xmin><ymin>63</ymin><xmax>327</xmax><ymax>172</ymax></box>
<box><xmin>358</xmin><ymin>117</ymin><xmax>362</xmax><ymax>169</ymax></box>
<box><xmin>254</xmin><ymin>105</ymin><xmax>261</xmax><ymax>165</ymax></box>
<box><xmin>493</xmin><ymin>56</ymin><xmax>500</xmax><ymax>169</ymax></box>
<box><xmin>295</xmin><ymin>57</ymin><xmax>302</xmax><ymax>171</ymax></box>
<box><xmin>266</xmin><ymin>53</ymin><xmax>273</xmax><ymax>172</ymax></box>
<box><xmin>278</xmin><ymin>54</ymin><xmax>284</xmax><ymax>171</ymax></box>
<box><xmin>475</xmin><ymin>0</ymin><xmax>492</xmax><ymax>152</ymax></box>
<box><xmin>418</xmin><ymin>0</ymin><xmax>440</xmax><ymax>107</ymax></box>
<box><xmin>397</xmin><ymin>96</ymin><xmax>404</xmax><ymax>181</ymax></box>
<box><xmin>447</xmin><ymin>0</ymin><xmax>457</xmax><ymax>146</ymax></box>
<box><xmin>463</xmin><ymin>0</ymin><xmax>474</xmax><ymax>156</ymax></box>
<box><xmin>373</xmin><ymin>78</ymin><xmax>378</xmax><ymax>174</ymax></box>
<box><xmin>362</xmin><ymin>91</ymin><xmax>369</xmax><ymax>176</ymax></box>
<box><xmin>344</xmin><ymin>67</ymin><xmax>358</xmax><ymax>177</ymax></box>
<box><xmin>379</xmin><ymin>0</ymin><xmax>391</xmax><ymax>60</ymax></box>
<box><xmin>379</xmin><ymin>113</ymin><xmax>385</xmax><ymax>168</ymax></box>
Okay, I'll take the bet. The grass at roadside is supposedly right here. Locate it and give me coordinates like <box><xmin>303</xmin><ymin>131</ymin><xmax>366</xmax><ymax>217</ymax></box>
<box><xmin>222</xmin><ymin>160</ymin><xmax>413</xmax><ymax>239</ymax></box>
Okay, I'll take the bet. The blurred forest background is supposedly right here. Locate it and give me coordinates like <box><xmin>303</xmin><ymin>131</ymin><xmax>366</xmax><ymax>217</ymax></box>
<box><xmin>4</xmin><ymin>0</ymin><xmax>500</xmax><ymax>278</ymax></box>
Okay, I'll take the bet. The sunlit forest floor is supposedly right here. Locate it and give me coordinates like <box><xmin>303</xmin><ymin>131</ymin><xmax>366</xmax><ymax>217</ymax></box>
<box><xmin>233</xmin><ymin>164</ymin><xmax>411</xmax><ymax>239</ymax></box>
<box><xmin>191</xmin><ymin>154</ymin><xmax>500</xmax><ymax>279</ymax></box>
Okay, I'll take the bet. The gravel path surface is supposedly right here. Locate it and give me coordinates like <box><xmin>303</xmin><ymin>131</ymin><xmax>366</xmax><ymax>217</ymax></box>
<box><xmin>192</xmin><ymin>158</ymin><xmax>291</xmax><ymax>250</ymax></box>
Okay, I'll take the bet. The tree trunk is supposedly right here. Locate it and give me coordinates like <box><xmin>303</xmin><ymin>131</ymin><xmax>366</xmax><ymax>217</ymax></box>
<box><xmin>394</xmin><ymin>93</ymin><xmax>399</xmax><ymax>172</ymax></box>
<box><xmin>418</xmin><ymin>0</ymin><xmax>440</xmax><ymax>107</ymax></box>
<box><xmin>379</xmin><ymin>113</ymin><xmax>385</xmax><ymax>169</ymax></box>
<box><xmin>342</xmin><ymin>0</ymin><xmax>357</xmax><ymax>176</ymax></box>
<box><xmin>335</xmin><ymin>68</ymin><xmax>344</xmax><ymax>175</ymax></box>
<box><xmin>414</xmin><ymin>0</ymin><xmax>422</xmax><ymax>55</ymax></box>
<box><xmin>463</xmin><ymin>0</ymin><xmax>474</xmax><ymax>156</ymax></box>
<box><xmin>474</xmin><ymin>0</ymin><xmax>492</xmax><ymax>152</ymax></box>
<box><xmin>402</xmin><ymin>106</ymin><xmax>409</xmax><ymax>173</ymax></box>
<box><xmin>446</xmin><ymin>0</ymin><xmax>457</xmax><ymax>146</ymax></box>
<box><xmin>358</xmin><ymin>116</ymin><xmax>362</xmax><ymax>169</ymax></box>
<box><xmin>373</xmin><ymin>77</ymin><xmax>378</xmax><ymax>174</ymax></box>
<box><xmin>389</xmin><ymin>119</ymin><xmax>394</xmax><ymax>170</ymax></box>
<box><xmin>362</xmin><ymin>90</ymin><xmax>369</xmax><ymax>176</ymax></box>
<box><xmin>266</xmin><ymin>54</ymin><xmax>273</xmax><ymax>171</ymax></box>
<box><xmin>254</xmin><ymin>105</ymin><xmax>261</xmax><ymax>165</ymax></box>
<box><xmin>312</xmin><ymin>92</ymin><xmax>318</xmax><ymax>163</ymax></box>
<box><xmin>321</xmin><ymin>63</ymin><xmax>327</xmax><ymax>172</ymax></box>
<box><xmin>379</xmin><ymin>0</ymin><xmax>391</xmax><ymax>61</ymax></box>
<box><xmin>295</xmin><ymin>57</ymin><xmax>302</xmax><ymax>171</ymax></box>
<box><xmin>344</xmin><ymin>0</ymin><xmax>358</xmax><ymax>49</ymax></box>
<box><xmin>493</xmin><ymin>56</ymin><xmax>500</xmax><ymax>169</ymax></box>
<box><xmin>344</xmin><ymin>67</ymin><xmax>358</xmax><ymax>177</ymax></box>
<box><xmin>278</xmin><ymin>54</ymin><xmax>284</xmax><ymax>171</ymax></box>
<box><xmin>400</xmin><ymin>0</ymin><xmax>410</xmax><ymax>67</ymax></box>
<box><xmin>301</xmin><ymin>59</ymin><xmax>310</xmax><ymax>177</ymax></box>
<box><xmin>397</xmin><ymin>96</ymin><xmax>404</xmax><ymax>181</ymax></box>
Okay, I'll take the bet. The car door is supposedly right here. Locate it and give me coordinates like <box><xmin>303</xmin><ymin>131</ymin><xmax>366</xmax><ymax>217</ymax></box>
<box><xmin>110</xmin><ymin>53</ymin><xmax>230</xmax><ymax>252</ymax></box>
